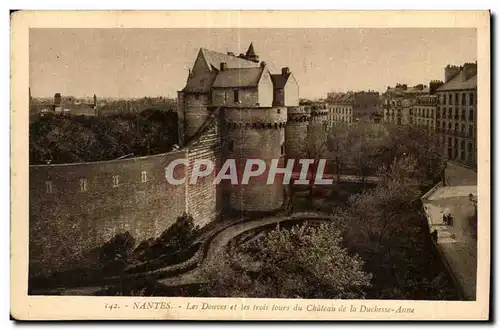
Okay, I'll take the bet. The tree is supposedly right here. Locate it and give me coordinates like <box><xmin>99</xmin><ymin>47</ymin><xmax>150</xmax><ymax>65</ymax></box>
<box><xmin>342</xmin><ymin>158</ymin><xmax>458</xmax><ymax>300</ymax></box>
<box><xmin>326</xmin><ymin>124</ymin><xmax>350</xmax><ymax>182</ymax></box>
<box><xmin>298</xmin><ymin>124</ymin><xmax>330</xmax><ymax>206</ymax></box>
<box><xmin>345</xmin><ymin>123</ymin><xmax>388</xmax><ymax>185</ymax></box>
<box><xmin>201</xmin><ymin>222</ymin><xmax>372</xmax><ymax>299</ymax></box>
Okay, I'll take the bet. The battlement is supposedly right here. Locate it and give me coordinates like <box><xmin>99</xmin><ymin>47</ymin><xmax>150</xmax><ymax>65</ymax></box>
<box><xmin>224</xmin><ymin>106</ymin><xmax>287</xmax><ymax>126</ymax></box>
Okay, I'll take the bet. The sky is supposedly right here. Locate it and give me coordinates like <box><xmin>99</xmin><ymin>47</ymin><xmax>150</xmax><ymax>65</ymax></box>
<box><xmin>29</xmin><ymin>28</ymin><xmax>477</xmax><ymax>100</ymax></box>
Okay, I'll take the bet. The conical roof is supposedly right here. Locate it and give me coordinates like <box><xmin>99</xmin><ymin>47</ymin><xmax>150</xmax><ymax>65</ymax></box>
<box><xmin>246</xmin><ymin>42</ymin><xmax>257</xmax><ymax>57</ymax></box>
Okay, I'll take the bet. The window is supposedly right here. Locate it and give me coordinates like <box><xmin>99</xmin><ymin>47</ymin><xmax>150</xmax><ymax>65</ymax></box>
<box><xmin>280</xmin><ymin>143</ymin><xmax>285</xmax><ymax>155</ymax></box>
<box><xmin>469</xmin><ymin>124</ymin><xmax>474</xmax><ymax>137</ymax></box>
<box><xmin>455</xmin><ymin>93</ymin><xmax>459</xmax><ymax>104</ymax></box>
<box><xmin>448</xmin><ymin>94</ymin><xmax>452</xmax><ymax>105</ymax></box>
<box><xmin>454</xmin><ymin>123</ymin><xmax>458</xmax><ymax>132</ymax></box>
<box><xmin>469</xmin><ymin>109</ymin><xmax>474</xmax><ymax>121</ymax></box>
<box><xmin>443</xmin><ymin>95</ymin><xmax>447</xmax><ymax>105</ymax></box>
<box><xmin>437</xmin><ymin>120</ymin><xmax>441</xmax><ymax>129</ymax></box>
<box><xmin>462</xmin><ymin>93</ymin><xmax>466</xmax><ymax>105</ymax></box>
<box><xmin>461</xmin><ymin>140</ymin><xmax>465</xmax><ymax>150</ymax></box>
<box><xmin>277</xmin><ymin>108</ymin><xmax>280</xmax><ymax>114</ymax></box>
<box><xmin>442</xmin><ymin>108</ymin><xmax>446</xmax><ymax>119</ymax></box>
<box><xmin>228</xmin><ymin>139</ymin><xmax>234</xmax><ymax>152</ymax></box>
<box><xmin>112</xmin><ymin>175</ymin><xmax>120</xmax><ymax>188</ymax></box>
<box><xmin>195</xmin><ymin>93</ymin><xmax>200</xmax><ymax>100</ymax></box>
<box><xmin>461</xmin><ymin>109</ymin><xmax>466</xmax><ymax>121</ymax></box>
<box><xmin>233</xmin><ymin>89</ymin><xmax>239</xmax><ymax>103</ymax></box>
<box><xmin>448</xmin><ymin>108</ymin><xmax>452</xmax><ymax>118</ymax></box>
<box><xmin>141</xmin><ymin>171</ymin><xmax>148</xmax><ymax>183</ymax></box>
<box><xmin>469</xmin><ymin>92</ymin><xmax>474</xmax><ymax>105</ymax></box>
<box><xmin>448</xmin><ymin>122</ymin><xmax>452</xmax><ymax>131</ymax></box>
<box><xmin>80</xmin><ymin>178</ymin><xmax>87</xmax><ymax>192</ymax></box>
<box><xmin>45</xmin><ymin>181</ymin><xmax>52</xmax><ymax>194</ymax></box>
<box><xmin>462</xmin><ymin>124</ymin><xmax>465</xmax><ymax>134</ymax></box>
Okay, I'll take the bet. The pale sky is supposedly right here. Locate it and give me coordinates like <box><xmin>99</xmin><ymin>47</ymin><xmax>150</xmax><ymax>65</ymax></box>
<box><xmin>29</xmin><ymin>28</ymin><xmax>477</xmax><ymax>99</ymax></box>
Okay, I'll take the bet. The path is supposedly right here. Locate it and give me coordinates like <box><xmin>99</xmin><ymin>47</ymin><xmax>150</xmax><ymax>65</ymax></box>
<box><xmin>157</xmin><ymin>212</ymin><xmax>333</xmax><ymax>287</ymax></box>
<box><xmin>422</xmin><ymin>184</ymin><xmax>478</xmax><ymax>300</ymax></box>
<box><xmin>291</xmin><ymin>172</ymin><xmax>381</xmax><ymax>184</ymax></box>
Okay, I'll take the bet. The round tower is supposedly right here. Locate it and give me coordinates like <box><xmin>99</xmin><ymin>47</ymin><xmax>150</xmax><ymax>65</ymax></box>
<box><xmin>225</xmin><ymin>106</ymin><xmax>287</xmax><ymax>213</ymax></box>
<box><xmin>181</xmin><ymin>92</ymin><xmax>211</xmax><ymax>142</ymax></box>
<box><xmin>285</xmin><ymin>106</ymin><xmax>311</xmax><ymax>160</ymax></box>
<box><xmin>308</xmin><ymin>105</ymin><xmax>329</xmax><ymax>142</ymax></box>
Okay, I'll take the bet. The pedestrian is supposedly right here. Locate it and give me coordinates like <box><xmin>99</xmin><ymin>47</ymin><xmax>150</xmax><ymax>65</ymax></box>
<box><xmin>431</xmin><ymin>229</ymin><xmax>438</xmax><ymax>242</ymax></box>
<box><xmin>442</xmin><ymin>214</ymin><xmax>447</xmax><ymax>225</ymax></box>
<box><xmin>448</xmin><ymin>214</ymin><xmax>454</xmax><ymax>226</ymax></box>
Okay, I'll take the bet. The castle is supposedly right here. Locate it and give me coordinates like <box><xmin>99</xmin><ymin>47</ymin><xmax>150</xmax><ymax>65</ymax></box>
<box><xmin>28</xmin><ymin>43</ymin><xmax>328</xmax><ymax>276</ymax></box>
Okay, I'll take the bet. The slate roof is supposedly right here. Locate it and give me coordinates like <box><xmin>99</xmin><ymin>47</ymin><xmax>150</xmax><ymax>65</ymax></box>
<box><xmin>404</xmin><ymin>86</ymin><xmax>429</xmax><ymax>94</ymax></box>
<box><xmin>271</xmin><ymin>74</ymin><xmax>290</xmax><ymax>89</ymax></box>
<box><xmin>212</xmin><ymin>67</ymin><xmax>265</xmax><ymax>88</ymax></box>
<box><xmin>437</xmin><ymin>72</ymin><xmax>477</xmax><ymax>91</ymax></box>
<box><xmin>201</xmin><ymin>48</ymin><xmax>259</xmax><ymax>71</ymax></box>
<box><xmin>182</xmin><ymin>71</ymin><xmax>217</xmax><ymax>93</ymax></box>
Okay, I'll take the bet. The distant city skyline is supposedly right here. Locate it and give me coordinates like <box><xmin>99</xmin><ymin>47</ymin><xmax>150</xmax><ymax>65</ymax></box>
<box><xmin>29</xmin><ymin>28</ymin><xmax>477</xmax><ymax>99</ymax></box>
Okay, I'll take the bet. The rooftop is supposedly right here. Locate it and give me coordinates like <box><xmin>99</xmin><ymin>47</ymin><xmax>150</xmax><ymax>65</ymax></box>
<box><xmin>437</xmin><ymin>69</ymin><xmax>477</xmax><ymax>91</ymax></box>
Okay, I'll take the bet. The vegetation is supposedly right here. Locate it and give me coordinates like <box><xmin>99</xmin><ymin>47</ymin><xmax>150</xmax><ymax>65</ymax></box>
<box><xmin>325</xmin><ymin>122</ymin><xmax>447</xmax><ymax>187</ymax></box>
<box><xmin>29</xmin><ymin>214</ymin><xmax>200</xmax><ymax>291</ymax></box>
<box><xmin>29</xmin><ymin>108</ymin><xmax>178</xmax><ymax>165</ymax></box>
<box><xmin>342</xmin><ymin>157</ymin><xmax>459</xmax><ymax>300</ymax></box>
<box><xmin>201</xmin><ymin>222</ymin><xmax>372</xmax><ymax>299</ymax></box>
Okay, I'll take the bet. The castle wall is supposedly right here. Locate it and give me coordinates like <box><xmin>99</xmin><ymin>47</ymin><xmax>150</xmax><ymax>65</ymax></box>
<box><xmin>29</xmin><ymin>150</ymin><xmax>189</xmax><ymax>276</ymax></box>
<box><xmin>257</xmin><ymin>70</ymin><xmax>274</xmax><ymax>107</ymax></box>
<box><xmin>183</xmin><ymin>92</ymin><xmax>210</xmax><ymax>139</ymax></box>
<box><xmin>185</xmin><ymin>118</ymin><xmax>221</xmax><ymax>226</ymax></box>
<box><xmin>225</xmin><ymin>107</ymin><xmax>287</xmax><ymax>212</ymax></box>
<box><xmin>284</xmin><ymin>74</ymin><xmax>299</xmax><ymax>106</ymax></box>
<box><xmin>211</xmin><ymin>87</ymin><xmax>259</xmax><ymax>107</ymax></box>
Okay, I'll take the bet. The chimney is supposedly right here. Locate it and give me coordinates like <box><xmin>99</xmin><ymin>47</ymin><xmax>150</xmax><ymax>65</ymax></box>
<box><xmin>463</xmin><ymin>62</ymin><xmax>477</xmax><ymax>80</ymax></box>
<box><xmin>227</xmin><ymin>52</ymin><xmax>235</xmax><ymax>56</ymax></box>
<box><xmin>238</xmin><ymin>53</ymin><xmax>245</xmax><ymax>58</ymax></box>
<box><xmin>54</xmin><ymin>93</ymin><xmax>61</xmax><ymax>106</ymax></box>
<box><xmin>281</xmin><ymin>67</ymin><xmax>291</xmax><ymax>76</ymax></box>
<box><xmin>429</xmin><ymin>80</ymin><xmax>444</xmax><ymax>95</ymax></box>
<box><xmin>220</xmin><ymin>62</ymin><xmax>227</xmax><ymax>71</ymax></box>
<box><xmin>260</xmin><ymin>61</ymin><xmax>266</xmax><ymax>68</ymax></box>
<box><xmin>445</xmin><ymin>65</ymin><xmax>461</xmax><ymax>83</ymax></box>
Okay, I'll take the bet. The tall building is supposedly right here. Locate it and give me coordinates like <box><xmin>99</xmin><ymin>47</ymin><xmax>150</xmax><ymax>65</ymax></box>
<box><xmin>327</xmin><ymin>92</ymin><xmax>354</xmax><ymax>126</ymax></box>
<box><xmin>383</xmin><ymin>84</ymin><xmax>429</xmax><ymax>125</ymax></box>
<box><xmin>327</xmin><ymin>91</ymin><xmax>380</xmax><ymax>127</ymax></box>
<box><xmin>435</xmin><ymin>63</ymin><xmax>477</xmax><ymax>167</ymax></box>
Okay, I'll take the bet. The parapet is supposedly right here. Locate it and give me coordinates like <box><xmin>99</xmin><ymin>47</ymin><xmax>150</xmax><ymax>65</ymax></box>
<box><xmin>224</xmin><ymin>106</ymin><xmax>287</xmax><ymax>128</ymax></box>
<box><xmin>287</xmin><ymin>106</ymin><xmax>311</xmax><ymax>123</ymax></box>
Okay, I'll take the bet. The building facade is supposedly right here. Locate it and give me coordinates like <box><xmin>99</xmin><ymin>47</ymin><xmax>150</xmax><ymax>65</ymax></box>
<box><xmin>327</xmin><ymin>93</ymin><xmax>354</xmax><ymax>127</ymax></box>
<box><xmin>327</xmin><ymin>91</ymin><xmax>380</xmax><ymax>127</ymax></box>
<box><xmin>435</xmin><ymin>63</ymin><xmax>477</xmax><ymax>167</ymax></box>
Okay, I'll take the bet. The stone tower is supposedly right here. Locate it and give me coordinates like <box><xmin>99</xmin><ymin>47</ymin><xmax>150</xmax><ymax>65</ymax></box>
<box><xmin>285</xmin><ymin>106</ymin><xmax>311</xmax><ymax>160</ymax></box>
<box><xmin>308</xmin><ymin>104</ymin><xmax>329</xmax><ymax>143</ymax></box>
<box><xmin>225</xmin><ymin>106</ymin><xmax>287</xmax><ymax>213</ymax></box>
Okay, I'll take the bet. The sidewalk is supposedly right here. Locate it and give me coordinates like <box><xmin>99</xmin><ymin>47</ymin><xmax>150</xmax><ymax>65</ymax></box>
<box><xmin>422</xmin><ymin>185</ymin><xmax>477</xmax><ymax>300</ymax></box>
